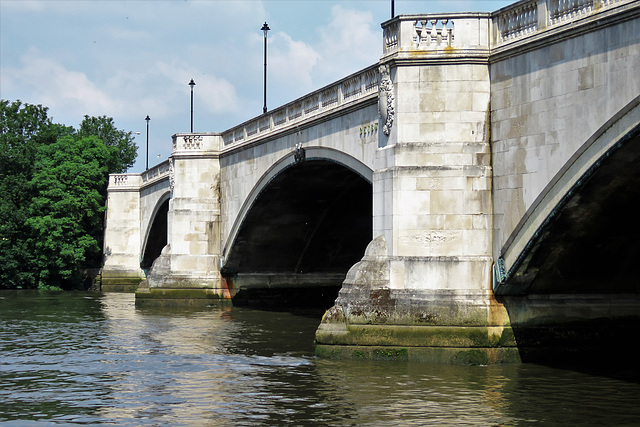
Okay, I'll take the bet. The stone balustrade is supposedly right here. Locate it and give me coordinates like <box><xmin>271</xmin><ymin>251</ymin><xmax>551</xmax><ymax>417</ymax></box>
<box><xmin>495</xmin><ymin>0</ymin><xmax>538</xmax><ymax>42</ymax></box>
<box><xmin>219</xmin><ymin>65</ymin><xmax>379</xmax><ymax>150</ymax></box>
<box><xmin>109</xmin><ymin>173</ymin><xmax>142</xmax><ymax>189</ymax></box>
<box><xmin>381</xmin><ymin>13</ymin><xmax>491</xmax><ymax>56</ymax></box>
<box><xmin>108</xmin><ymin>163</ymin><xmax>171</xmax><ymax>191</ymax></box>
<box><xmin>171</xmin><ymin>133</ymin><xmax>221</xmax><ymax>154</ymax></box>
<box><xmin>141</xmin><ymin>160</ymin><xmax>170</xmax><ymax>186</ymax></box>
<box><xmin>381</xmin><ymin>1</ymin><xmax>632</xmax><ymax>54</ymax></box>
<box><xmin>493</xmin><ymin>0</ymin><xmax>629</xmax><ymax>45</ymax></box>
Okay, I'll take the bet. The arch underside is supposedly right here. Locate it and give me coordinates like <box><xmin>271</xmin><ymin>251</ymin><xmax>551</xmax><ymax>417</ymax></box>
<box><xmin>141</xmin><ymin>197</ymin><xmax>170</xmax><ymax>272</ymax></box>
<box><xmin>222</xmin><ymin>159</ymin><xmax>372</xmax><ymax>308</ymax></box>
<box><xmin>499</xmin><ymin>124</ymin><xmax>640</xmax><ymax>295</ymax></box>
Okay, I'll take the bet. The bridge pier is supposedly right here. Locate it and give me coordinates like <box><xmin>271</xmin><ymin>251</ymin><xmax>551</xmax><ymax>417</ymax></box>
<box><xmin>102</xmin><ymin>175</ymin><xmax>146</xmax><ymax>292</ymax></box>
<box><xmin>314</xmin><ymin>15</ymin><xmax>517</xmax><ymax>363</ymax></box>
<box><xmin>315</xmin><ymin>237</ymin><xmax>519</xmax><ymax>364</ymax></box>
<box><xmin>136</xmin><ymin>134</ymin><xmax>227</xmax><ymax>305</ymax></box>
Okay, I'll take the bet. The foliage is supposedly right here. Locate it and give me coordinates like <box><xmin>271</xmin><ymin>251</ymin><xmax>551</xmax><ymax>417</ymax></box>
<box><xmin>0</xmin><ymin>100</ymin><xmax>52</xmax><ymax>288</ymax></box>
<box><xmin>0</xmin><ymin>99</ymin><xmax>138</xmax><ymax>289</ymax></box>
<box><xmin>26</xmin><ymin>136</ymin><xmax>109</xmax><ymax>287</ymax></box>
<box><xmin>78</xmin><ymin>115</ymin><xmax>137</xmax><ymax>173</ymax></box>
<box><xmin>37</xmin><ymin>283</ymin><xmax>63</xmax><ymax>292</ymax></box>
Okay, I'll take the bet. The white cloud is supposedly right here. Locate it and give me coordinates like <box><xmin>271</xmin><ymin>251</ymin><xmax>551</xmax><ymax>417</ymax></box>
<box><xmin>314</xmin><ymin>5</ymin><xmax>381</xmax><ymax>82</ymax></box>
<box><xmin>155</xmin><ymin>60</ymin><xmax>240</xmax><ymax>115</ymax></box>
<box><xmin>269</xmin><ymin>32</ymin><xmax>321</xmax><ymax>92</ymax></box>
<box><xmin>1</xmin><ymin>48</ymin><xmax>123</xmax><ymax>119</ymax></box>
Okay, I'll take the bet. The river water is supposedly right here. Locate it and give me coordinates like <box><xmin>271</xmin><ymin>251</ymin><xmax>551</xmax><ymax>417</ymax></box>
<box><xmin>1</xmin><ymin>291</ymin><xmax>639</xmax><ymax>426</ymax></box>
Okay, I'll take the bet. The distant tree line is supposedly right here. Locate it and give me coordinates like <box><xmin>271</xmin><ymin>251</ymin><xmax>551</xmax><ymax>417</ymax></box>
<box><xmin>0</xmin><ymin>99</ymin><xmax>137</xmax><ymax>290</ymax></box>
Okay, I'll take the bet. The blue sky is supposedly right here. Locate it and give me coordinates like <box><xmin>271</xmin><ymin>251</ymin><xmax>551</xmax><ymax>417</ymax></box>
<box><xmin>1</xmin><ymin>0</ymin><xmax>513</xmax><ymax>173</ymax></box>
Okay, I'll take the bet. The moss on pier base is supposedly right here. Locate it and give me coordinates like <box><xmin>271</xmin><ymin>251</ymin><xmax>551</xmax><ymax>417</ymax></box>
<box><xmin>101</xmin><ymin>271</ymin><xmax>144</xmax><ymax>293</ymax></box>
<box><xmin>135</xmin><ymin>287</ymin><xmax>228</xmax><ymax>308</ymax></box>
<box><xmin>315</xmin><ymin>322</ymin><xmax>521</xmax><ymax>365</ymax></box>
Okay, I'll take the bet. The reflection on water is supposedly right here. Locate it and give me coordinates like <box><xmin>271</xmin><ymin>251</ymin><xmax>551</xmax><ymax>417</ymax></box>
<box><xmin>1</xmin><ymin>292</ymin><xmax>639</xmax><ymax>426</ymax></box>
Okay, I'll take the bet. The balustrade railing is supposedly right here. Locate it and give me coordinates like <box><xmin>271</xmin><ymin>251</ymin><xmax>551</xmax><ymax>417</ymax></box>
<box><xmin>108</xmin><ymin>161</ymin><xmax>170</xmax><ymax>190</ymax></box>
<box><xmin>381</xmin><ymin>13</ymin><xmax>491</xmax><ymax>56</ymax></box>
<box><xmin>171</xmin><ymin>133</ymin><xmax>220</xmax><ymax>152</ymax></box>
<box><xmin>493</xmin><ymin>0</ymin><xmax>631</xmax><ymax>45</ymax></box>
<box><xmin>382</xmin><ymin>0</ymin><xmax>632</xmax><ymax>52</ymax></box>
<box><xmin>141</xmin><ymin>160</ymin><xmax>170</xmax><ymax>184</ymax></box>
<box><xmin>220</xmin><ymin>64</ymin><xmax>379</xmax><ymax>149</ymax></box>
<box><xmin>111</xmin><ymin>174</ymin><xmax>129</xmax><ymax>186</ymax></box>
<box><xmin>413</xmin><ymin>19</ymin><xmax>455</xmax><ymax>48</ymax></box>
<box><xmin>549</xmin><ymin>0</ymin><xmax>595</xmax><ymax>23</ymax></box>
<box><xmin>496</xmin><ymin>1</ymin><xmax>538</xmax><ymax>42</ymax></box>
<box><xmin>108</xmin><ymin>173</ymin><xmax>141</xmax><ymax>189</ymax></box>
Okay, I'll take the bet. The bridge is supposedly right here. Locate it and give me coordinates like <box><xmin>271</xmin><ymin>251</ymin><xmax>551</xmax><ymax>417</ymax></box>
<box><xmin>102</xmin><ymin>0</ymin><xmax>640</xmax><ymax>364</ymax></box>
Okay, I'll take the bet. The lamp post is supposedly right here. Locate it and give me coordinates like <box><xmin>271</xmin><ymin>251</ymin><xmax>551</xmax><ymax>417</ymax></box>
<box><xmin>391</xmin><ymin>0</ymin><xmax>395</xmax><ymax>18</ymax></box>
<box><xmin>145</xmin><ymin>115</ymin><xmax>150</xmax><ymax>170</ymax></box>
<box><xmin>261</xmin><ymin>22</ymin><xmax>270</xmax><ymax>114</ymax></box>
<box><xmin>189</xmin><ymin>78</ymin><xmax>196</xmax><ymax>132</ymax></box>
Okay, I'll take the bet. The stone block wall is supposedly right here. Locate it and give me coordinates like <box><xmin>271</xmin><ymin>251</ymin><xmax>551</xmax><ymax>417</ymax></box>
<box><xmin>102</xmin><ymin>174</ymin><xmax>145</xmax><ymax>290</ymax></box>
<box><xmin>491</xmin><ymin>5</ymin><xmax>640</xmax><ymax>270</ymax></box>
<box><xmin>147</xmin><ymin>134</ymin><xmax>224</xmax><ymax>291</ymax></box>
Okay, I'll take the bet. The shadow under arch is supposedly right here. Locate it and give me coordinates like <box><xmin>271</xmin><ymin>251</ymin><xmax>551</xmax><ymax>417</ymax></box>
<box><xmin>222</xmin><ymin>147</ymin><xmax>373</xmax><ymax>310</ymax></box>
<box><xmin>141</xmin><ymin>192</ymin><xmax>171</xmax><ymax>273</ymax></box>
<box><xmin>497</xmin><ymin>96</ymin><xmax>640</xmax><ymax>294</ymax></box>
<box><xmin>494</xmin><ymin>98</ymin><xmax>640</xmax><ymax>367</ymax></box>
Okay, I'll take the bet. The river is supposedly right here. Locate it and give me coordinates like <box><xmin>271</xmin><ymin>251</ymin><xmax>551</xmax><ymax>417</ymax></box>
<box><xmin>0</xmin><ymin>291</ymin><xmax>639</xmax><ymax>426</ymax></box>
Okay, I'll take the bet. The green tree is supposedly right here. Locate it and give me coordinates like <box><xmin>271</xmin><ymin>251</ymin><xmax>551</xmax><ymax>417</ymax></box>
<box><xmin>0</xmin><ymin>100</ymin><xmax>138</xmax><ymax>289</ymax></box>
<box><xmin>77</xmin><ymin>115</ymin><xmax>137</xmax><ymax>173</ymax></box>
<box><xmin>0</xmin><ymin>100</ymin><xmax>53</xmax><ymax>288</ymax></box>
<box><xmin>26</xmin><ymin>135</ymin><xmax>109</xmax><ymax>287</ymax></box>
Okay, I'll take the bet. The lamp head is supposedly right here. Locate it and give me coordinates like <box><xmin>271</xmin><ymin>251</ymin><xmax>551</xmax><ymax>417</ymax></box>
<box><xmin>261</xmin><ymin>22</ymin><xmax>270</xmax><ymax>36</ymax></box>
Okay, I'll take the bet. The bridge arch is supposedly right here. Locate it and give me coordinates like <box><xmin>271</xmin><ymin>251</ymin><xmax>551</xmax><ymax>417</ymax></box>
<box><xmin>221</xmin><ymin>148</ymin><xmax>374</xmax><ymax>307</ymax></box>
<box><xmin>222</xmin><ymin>146</ymin><xmax>373</xmax><ymax>261</ymax></box>
<box><xmin>141</xmin><ymin>191</ymin><xmax>171</xmax><ymax>272</ymax></box>
<box><xmin>497</xmin><ymin>97</ymin><xmax>640</xmax><ymax>294</ymax></box>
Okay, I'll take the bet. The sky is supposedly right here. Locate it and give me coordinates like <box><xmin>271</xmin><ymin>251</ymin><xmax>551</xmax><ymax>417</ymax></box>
<box><xmin>1</xmin><ymin>0</ymin><xmax>513</xmax><ymax>173</ymax></box>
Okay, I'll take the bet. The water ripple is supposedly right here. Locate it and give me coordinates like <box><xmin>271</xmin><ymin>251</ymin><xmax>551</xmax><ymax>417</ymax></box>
<box><xmin>1</xmin><ymin>292</ymin><xmax>639</xmax><ymax>426</ymax></box>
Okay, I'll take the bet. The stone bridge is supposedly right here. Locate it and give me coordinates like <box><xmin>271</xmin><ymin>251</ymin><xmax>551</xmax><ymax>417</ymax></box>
<box><xmin>102</xmin><ymin>0</ymin><xmax>640</xmax><ymax>363</ymax></box>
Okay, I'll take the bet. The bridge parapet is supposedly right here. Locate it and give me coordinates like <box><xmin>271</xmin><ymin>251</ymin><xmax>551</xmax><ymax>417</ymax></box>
<box><xmin>108</xmin><ymin>173</ymin><xmax>142</xmax><ymax>190</ymax></box>
<box><xmin>381</xmin><ymin>13</ymin><xmax>491</xmax><ymax>58</ymax></box>
<box><xmin>107</xmin><ymin>161</ymin><xmax>171</xmax><ymax>192</ymax></box>
<box><xmin>171</xmin><ymin>133</ymin><xmax>221</xmax><ymax>155</ymax></box>
<box><xmin>220</xmin><ymin>65</ymin><xmax>379</xmax><ymax>152</ymax></box>
<box><xmin>141</xmin><ymin>160</ymin><xmax>170</xmax><ymax>187</ymax></box>
<box><xmin>492</xmin><ymin>0</ymin><xmax>631</xmax><ymax>46</ymax></box>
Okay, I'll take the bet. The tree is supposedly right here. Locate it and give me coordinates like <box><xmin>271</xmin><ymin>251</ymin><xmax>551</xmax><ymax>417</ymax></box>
<box><xmin>26</xmin><ymin>136</ymin><xmax>109</xmax><ymax>287</ymax></box>
<box><xmin>0</xmin><ymin>100</ymin><xmax>139</xmax><ymax>289</ymax></box>
<box><xmin>0</xmin><ymin>100</ymin><xmax>53</xmax><ymax>288</ymax></box>
<box><xmin>77</xmin><ymin>115</ymin><xmax>137</xmax><ymax>173</ymax></box>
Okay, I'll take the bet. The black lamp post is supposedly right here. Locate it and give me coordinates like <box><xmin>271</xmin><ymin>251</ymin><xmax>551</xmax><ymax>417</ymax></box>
<box><xmin>189</xmin><ymin>78</ymin><xmax>196</xmax><ymax>132</ymax></box>
<box><xmin>145</xmin><ymin>115</ymin><xmax>150</xmax><ymax>170</ymax></box>
<box><xmin>261</xmin><ymin>22</ymin><xmax>270</xmax><ymax>114</ymax></box>
<box><xmin>391</xmin><ymin>0</ymin><xmax>395</xmax><ymax>18</ymax></box>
